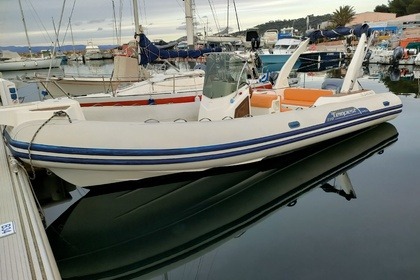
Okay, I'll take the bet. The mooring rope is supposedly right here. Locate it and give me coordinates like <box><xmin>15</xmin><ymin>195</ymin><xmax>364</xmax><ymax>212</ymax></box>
<box><xmin>27</xmin><ymin>110</ymin><xmax>72</xmax><ymax>180</ymax></box>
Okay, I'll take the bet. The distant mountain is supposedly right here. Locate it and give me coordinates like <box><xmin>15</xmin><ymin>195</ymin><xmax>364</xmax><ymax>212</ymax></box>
<box><xmin>0</xmin><ymin>44</ymin><xmax>119</xmax><ymax>54</ymax></box>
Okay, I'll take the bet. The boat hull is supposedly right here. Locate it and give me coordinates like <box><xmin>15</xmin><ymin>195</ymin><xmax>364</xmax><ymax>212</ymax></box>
<box><xmin>258</xmin><ymin>51</ymin><xmax>345</xmax><ymax>73</ymax></box>
<box><xmin>3</xmin><ymin>92</ymin><xmax>402</xmax><ymax>187</ymax></box>
<box><xmin>37</xmin><ymin>70</ymin><xmax>205</xmax><ymax>97</ymax></box>
<box><xmin>257</xmin><ymin>53</ymin><xmax>298</xmax><ymax>73</ymax></box>
<box><xmin>0</xmin><ymin>57</ymin><xmax>62</xmax><ymax>71</ymax></box>
<box><xmin>37</xmin><ymin>77</ymin><xmax>125</xmax><ymax>96</ymax></box>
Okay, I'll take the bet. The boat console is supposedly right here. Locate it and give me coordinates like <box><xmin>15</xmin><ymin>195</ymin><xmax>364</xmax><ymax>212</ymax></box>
<box><xmin>199</xmin><ymin>53</ymin><xmax>252</xmax><ymax>120</ymax></box>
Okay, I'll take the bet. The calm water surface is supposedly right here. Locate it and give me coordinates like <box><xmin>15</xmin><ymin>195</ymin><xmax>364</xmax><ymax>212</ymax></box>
<box><xmin>6</xmin><ymin>62</ymin><xmax>420</xmax><ymax>279</ymax></box>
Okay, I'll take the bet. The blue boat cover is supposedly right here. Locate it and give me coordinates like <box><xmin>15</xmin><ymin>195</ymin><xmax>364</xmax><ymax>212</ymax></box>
<box><xmin>307</xmin><ymin>24</ymin><xmax>371</xmax><ymax>43</ymax></box>
<box><xmin>138</xmin><ymin>34</ymin><xmax>222</xmax><ymax>65</ymax></box>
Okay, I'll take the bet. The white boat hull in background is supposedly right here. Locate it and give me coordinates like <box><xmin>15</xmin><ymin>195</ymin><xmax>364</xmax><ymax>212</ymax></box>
<box><xmin>0</xmin><ymin>57</ymin><xmax>62</xmax><ymax>71</ymax></box>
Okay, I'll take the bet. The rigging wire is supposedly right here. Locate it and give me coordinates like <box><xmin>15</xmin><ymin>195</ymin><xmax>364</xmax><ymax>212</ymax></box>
<box><xmin>111</xmin><ymin>0</ymin><xmax>124</xmax><ymax>45</ymax></box>
<box><xmin>23</xmin><ymin>0</ymin><xmax>55</xmax><ymax>45</ymax></box>
<box><xmin>61</xmin><ymin>0</ymin><xmax>77</xmax><ymax>47</ymax></box>
<box><xmin>232</xmin><ymin>0</ymin><xmax>241</xmax><ymax>31</ymax></box>
<box><xmin>174</xmin><ymin>0</ymin><xmax>187</xmax><ymax>32</ymax></box>
<box><xmin>118</xmin><ymin>0</ymin><xmax>123</xmax><ymax>44</ymax></box>
<box><xmin>207</xmin><ymin>0</ymin><xmax>221</xmax><ymax>34</ymax></box>
<box><xmin>47</xmin><ymin>0</ymin><xmax>67</xmax><ymax>79</ymax></box>
<box><xmin>140</xmin><ymin>0</ymin><xmax>148</xmax><ymax>30</ymax></box>
<box><xmin>112</xmin><ymin>1</ymin><xmax>118</xmax><ymax>45</ymax></box>
<box><xmin>140</xmin><ymin>0</ymin><xmax>158</xmax><ymax>36</ymax></box>
<box><xmin>127</xmin><ymin>0</ymin><xmax>133</xmax><ymax>34</ymax></box>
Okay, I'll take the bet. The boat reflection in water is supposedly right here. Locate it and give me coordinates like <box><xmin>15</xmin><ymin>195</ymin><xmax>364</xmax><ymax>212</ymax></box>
<box><xmin>364</xmin><ymin>63</ymin><xmax>420</xmax><ymax>97</ymax></box>
<box><xmin>297</xmin><ymin>56</ymin><xmax>345</xmax><ymax>73</ymax></box>
<box><xmin>42</xmin><ymin>122</ymin><xmax>398</xmax><ymax>279</ymax></box>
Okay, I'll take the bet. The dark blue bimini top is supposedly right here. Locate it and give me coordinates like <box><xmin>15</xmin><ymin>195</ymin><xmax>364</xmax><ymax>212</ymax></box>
<box><xmin>307</xmin><ymin>24</ymin><xmax>371</xmax><ymax>43</ymax></box>
<box><xmin>138</xmin><ymin>33</ymin><xmax>222</xmax><ymax>65</ymax></box>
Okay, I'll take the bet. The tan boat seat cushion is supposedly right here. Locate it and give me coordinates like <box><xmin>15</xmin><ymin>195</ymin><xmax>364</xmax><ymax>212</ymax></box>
<box><xmin>283</xmin><ymin>88</ymin><xmax>334</xmax><ymax>107</ymax></box>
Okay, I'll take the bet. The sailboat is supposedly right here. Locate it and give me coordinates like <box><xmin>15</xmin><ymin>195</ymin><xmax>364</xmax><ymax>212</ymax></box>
<box><xmin>35</xmin><ymin>0</ymin><xmax>218</xmax><ymax>98</ymax></box>
<box><xmin>35</xmin><ymin>0</ymin><xmax>148</xmax><ymax>97</ymax></box>
<box><xmin>0</xmin><ymin>0</ymin><xmax>62</xmax><ymax>72</ymax></box>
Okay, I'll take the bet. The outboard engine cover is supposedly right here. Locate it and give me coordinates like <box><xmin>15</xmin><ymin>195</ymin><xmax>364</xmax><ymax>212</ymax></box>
<box><xmin>392</xmin><ymin>46</ymin><xmax>404</xmax><ymax>64</ymax></box>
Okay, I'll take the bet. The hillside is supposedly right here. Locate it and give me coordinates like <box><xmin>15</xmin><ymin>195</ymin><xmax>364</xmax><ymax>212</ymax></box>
<box><xmin>232</xmin><ymin>14</ymin><xmax>333</xmax><ymax>37</ymax></box>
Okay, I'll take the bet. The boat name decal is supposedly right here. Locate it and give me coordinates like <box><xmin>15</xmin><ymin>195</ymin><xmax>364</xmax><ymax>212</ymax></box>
<box><xmin>326</xmin><ymin>107</ymin><xmax>369</xmax><ymax>122</ymax></box>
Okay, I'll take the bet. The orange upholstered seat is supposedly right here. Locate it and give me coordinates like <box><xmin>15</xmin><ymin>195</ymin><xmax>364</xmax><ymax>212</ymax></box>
<box><xmin>282</xmin><ymin>88</ymin><xmax>334</xmax><ymax>107</ymax></box>
<box><xmin>250</xmin><ymin>94</ymin><xmax>279</xmax><ymax>108</ymax></box>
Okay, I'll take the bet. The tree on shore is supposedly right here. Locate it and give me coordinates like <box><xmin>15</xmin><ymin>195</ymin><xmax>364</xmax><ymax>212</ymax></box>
<box><xmin>374</xmin><ymin>4</ymin><xmax>390</xmax><ymax>13</ymax></box>
<box><xmin>405</xmin><ymin>0</ymin><xmax>420</xmax><ymax>15</ymax></box>
<box><xmin>331</xmin><ymin>5</ymin><xmax>356</xmax><ymax>27</ymax></box>
<box><xmin>375</xmin><ymin>0</ymin><xmax>420</xmax><ymax>16</ymax></box>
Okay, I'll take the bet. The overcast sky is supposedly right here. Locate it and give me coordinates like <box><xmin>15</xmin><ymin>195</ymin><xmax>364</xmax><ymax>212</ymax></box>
<box><xmin>0</xmin><ymin>0</ymin><xmax>387</xmax><ymax>47</ymax></box>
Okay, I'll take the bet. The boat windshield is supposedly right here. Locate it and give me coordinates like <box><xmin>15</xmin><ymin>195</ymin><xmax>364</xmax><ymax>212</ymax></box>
<box><xmin>203</xmin><ymin>53</ymin><xmax>247</xmax><ymax>99</ymax></box>
<box><xmin>275</xmin><ymin>44</ymin><xmax>299</xmax><ymax>51</ymax></box>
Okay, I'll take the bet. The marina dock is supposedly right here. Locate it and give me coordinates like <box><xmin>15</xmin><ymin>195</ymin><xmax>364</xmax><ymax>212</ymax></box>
<box><xmin>0</xmin><ymin>132</ymin><xmax>61</xmax><ymax>279</ymax></box>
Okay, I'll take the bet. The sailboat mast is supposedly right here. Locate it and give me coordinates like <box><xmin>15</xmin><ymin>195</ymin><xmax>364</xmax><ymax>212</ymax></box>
<box><xmin>132</xmin><ymin>0</ymin><xmax>143</xmax><ymax>65</ymax></box>
<box><xmin>184</xmin><ymin>0</ymin><xmax>194</xmax><ymax>49</ymax></box>
<box><xmin>18</xmin><ymin>0</ymin><xmax>32</xmax><ymax>57</ymax></box>
<box><xmin>133</xmin><ymin>0</ymin><xmax>140</xmax><ymax>36</ymax></box>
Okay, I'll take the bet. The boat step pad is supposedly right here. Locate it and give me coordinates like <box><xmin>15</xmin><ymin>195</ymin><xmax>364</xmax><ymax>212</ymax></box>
<box><xmin>283</xmin><ymin>88</ymin><xmax>334</xmax><ymax>107</ymax></box>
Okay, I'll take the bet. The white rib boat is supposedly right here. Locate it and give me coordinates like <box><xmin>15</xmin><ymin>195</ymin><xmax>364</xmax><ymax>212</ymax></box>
<box><xmin>0</xmin><ymin>32</ymin><xmax>402</xmax><ymax>187</ymax></box>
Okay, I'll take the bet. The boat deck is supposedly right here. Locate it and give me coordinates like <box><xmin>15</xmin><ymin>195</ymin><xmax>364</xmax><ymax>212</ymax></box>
<box><xmin>0</xmin><ymin>129</ymin><xmax>61</xmax><ymax>280</ymax></box>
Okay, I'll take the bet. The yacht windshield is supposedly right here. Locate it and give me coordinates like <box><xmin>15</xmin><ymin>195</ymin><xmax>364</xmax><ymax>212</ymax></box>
<box><xmin>275</xmin><ymin>44</ymin><xmax>298</xmax><ymax>50</ymax></box>
<box><xmin>203</xmin><ymin>53</ymin><xmax>247</xmax><ymax>99</ymax></box>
